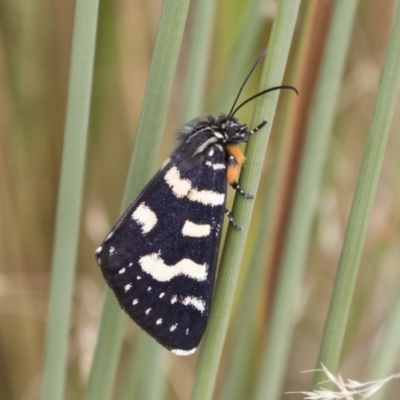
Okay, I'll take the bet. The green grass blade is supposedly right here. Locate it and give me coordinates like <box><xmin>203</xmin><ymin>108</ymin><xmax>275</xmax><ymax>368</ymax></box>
<box><xmin>190</xmin><ymin>2</ymin><xmax>300</xmax><ymax>399</ymax></box>
<box><xmin>84</xmin><ymin>292</ymin><xmax>125</xmax><ymax>400</ymax></box>
<box><xmin>313</xmin><ymin>1</ymin><xmax>400</xmax><ymax>387</ymax></box>
<box><xmin>120</xmin><ymin>1</ymin><xmax>218</xmax><ymax>395</ymax></box>
<box><xmin>368</xmin><ymin>281</ymin><xmax>400</xmax><ymax>400</ymax></box>
<box><xmin>181</xmin><ymin>0</ymin><xmax>217</xmax><ymax>121</ymax></box>
<box><xmin>123</xmin><ymin>0</ymin><xmax>190</xmax><ymax>200</ymax></box>
<box><xmin>254</xmin><ymin>1</ymin><xmax>359</xmax><ymax>399</ymax></box>
<box><xmin>212</xmin><ymin>0</ymin><xmax>266</xmax><ymax>113</ymax></box>
<box><xmin>40</xmin><ymin>1</ymin><xmax>99</xmax><ymax>399</ymax></box>
<box><xmin>119</xmin><ymin>335</ymin><xmax>165</xmax><ymax>400</ymax></box>
<box><xmin>219</xmin><ymin>4</ymin><xmax>316</xmax><ymax>399</ymax></box>
<box><xmin>85</xmin><ymin>1</ymin><xmax>190</xmax><ymax>399</ymax></box>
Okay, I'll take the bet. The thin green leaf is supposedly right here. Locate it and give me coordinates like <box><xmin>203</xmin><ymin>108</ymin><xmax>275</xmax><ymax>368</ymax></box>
<box><xmin>190</xmin><ymin>2</ymin><xmax>300</xmax><ymax>399</ymax></box>
<box><xmin>212</xmin><ymin>0</ymin><xmax>266</xmax><ymax>113</ymax></box>
<box><xmin>181</xmin><ymin>0</ymin><xmax>217</xmax><ymax>121</ymax></box>
<box><xmin>368</xmin><ymin>280</ymin><xmax>400</xmax><ymax>400</ymax></box>
<box><xmin>85</xmin><ymin>2</ymin><xmax>190</xmax><ymax>399</ymax></box>
<box><xmin>254</xmin><ymin>1</ymin><xmax>359</xmax><ymax>399</ymax></box>
<box><xmin>40</xmin><ymin>1</ymin><xmax>99</xmax><ymax>399</ymax></box>
<box><xmin>313</xmin><ymin>0</ymin><xmax>400</xmax><ymax>388</ymax></box>
<box><xmin>220</xmin><ymin>4</ymin><xmax>317</xmax><ymax>399</ymax></box>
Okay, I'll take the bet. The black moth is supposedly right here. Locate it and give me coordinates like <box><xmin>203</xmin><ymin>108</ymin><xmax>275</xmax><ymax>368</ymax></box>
<box><xmin>95</xmin><ymin>49</ymin><xmax>297</xmax><ymax>356</ymax></box>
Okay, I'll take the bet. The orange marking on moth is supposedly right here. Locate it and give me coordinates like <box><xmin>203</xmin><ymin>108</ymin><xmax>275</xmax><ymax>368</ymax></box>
<box><xmin>226</xmin><ymin>145</ymin><xmax>246</xmax><ymax>184</ymax></box>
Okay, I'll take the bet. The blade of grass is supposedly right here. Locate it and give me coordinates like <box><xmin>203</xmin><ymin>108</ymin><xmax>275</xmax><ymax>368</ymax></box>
<box><xmin>121</xmin><ymin>1</ymin><xmax>217</xmax><ymax>395</ymax></box>
<box><xmin>313</xmin><ymin>0</ymin><xmax>400</xmax><ymax>386</ymax></box>
<box><xmin>254</xmin><ymin>1</ymin><xmax>359</xmax><ymax>399</ymax></box>
<box><xmin>181</xmin><ymin>0</ymin><xmax>217</xmax><ymax>121</ymax></box>
<box><xmin>368</xmin><ymin>276</ymin><xmax>400</xmax><ymax>400</ymax></box>
<box><xmin>40</xmin><ymin>1</ymin><xmax>99</xmax><ymax>399</ymax></box>
<box><xmin>119</xmin><ymin>335</ymin><xmax>162</xmax><ymax>400</ymax></box>
<box><xmin>212</xmin><ymin>0</ymin><xmax>266</xmax><ymax>113</ymax></box>
<box><xmin>219</xmin><ymin>4</ymin><xmax>317</xmax><ymax>399</ymax></box>
<box><xmin>85</xmin><ymin>1</ymin><xmax>190</xmax><ymax>399</ymax></box>
<box><xmin>190</xmin><ymin>2</ymin><xmax>300</xmax><ymax>399</ymax></box>
<box><xmin>119</xmin><ymin>335</ymin><xmax>168</xmax><ymax>400</ymax></box>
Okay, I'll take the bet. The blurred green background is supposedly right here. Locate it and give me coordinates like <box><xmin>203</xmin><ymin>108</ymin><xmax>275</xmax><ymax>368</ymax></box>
<box><xmin>1</xmin><ymin>0</ymin><xmax>400</xmax><ymax>399</ymax></box>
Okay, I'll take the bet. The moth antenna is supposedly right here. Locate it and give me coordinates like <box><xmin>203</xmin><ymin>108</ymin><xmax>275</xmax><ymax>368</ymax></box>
<box><xmin>227</xmin><ymin>48</ymin><xmax>268</xmax><ymax>117</ymax></box>
<box><xmin>231</xmin><ymin>85</ymin><xmax>299</xmax><ymax>117</ymax></box>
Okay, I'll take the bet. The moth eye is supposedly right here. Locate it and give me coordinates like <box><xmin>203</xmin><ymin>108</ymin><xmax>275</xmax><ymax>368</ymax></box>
<box><xmin>227</xmin><ymin>127</ymin><xmax>236</xmax><ymax>136</ymax></box>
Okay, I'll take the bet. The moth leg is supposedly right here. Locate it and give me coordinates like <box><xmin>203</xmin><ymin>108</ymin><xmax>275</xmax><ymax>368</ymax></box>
<box><xmin>231</xmin><ymin>181</ymin><xmax>254</xmax><ymax>199</ymax></box>
<box><xmin>225</xmin><ymin>208</ymin><xmax>243</xmax><ymax>230</ymax></box>
<box><xmin>249</xmin><ymin>119</ymin><xmax>268</xmax><ymax>135</ymax></box>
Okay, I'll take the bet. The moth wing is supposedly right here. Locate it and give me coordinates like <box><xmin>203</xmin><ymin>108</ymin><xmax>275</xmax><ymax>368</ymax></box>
<box><xmin>95</xmin><ymin>150</ymin><xmax>227</xmax><ymax>354</ymax></box>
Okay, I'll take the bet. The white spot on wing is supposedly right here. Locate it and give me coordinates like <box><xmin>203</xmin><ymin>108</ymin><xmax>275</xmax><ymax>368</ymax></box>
<box><xmin>159</xmin><ymin>292</ymin><xmax>165</xmax><ymax>298</ymax></box>
<box><xmin>164</xmin><ymin>167</ymin><xmax>191</xmax><ymax>197</ymax></box>
<box><xmin>139</xmin><ymin>253</ymin><xmax>208</xmax><ymax>282</ymax></box>
<box><xmin>147</xmin><ymin>286</ymin><xmax>152</xmax><ymax>291</ymax></box>
<box><xmin>156</xmin><ymin>318</ymin><xmax>163</xmax><ymax>325</ymax></box>
<box><xmin>181</xmin><ymin>296</ymin><xmax>206</xmax><ymax>313</ymax></box>
<box><xmin>165</xmin><ymin>166</ymin><xmax>225</xmax><ymax>206</ymax></box>
<box><xmin>118</xmin><ymin>268</ymin><xmax>126</xmax><ymax>274</ymax></box>
<box><xmin>188</xmin><ymin>188</ymin><xmax>225</xmax><ymax>206</ymax></box>
<box><xmin>137</xmin><ymin>276</ymin><xmax>141</xmax><ymax>280</ymax></box>
<box><xmin>129</xmin><ymin>263</ymin><xmax>133</xmax><ymax>267</ymax></box>
<box><xmin>171</xmin><ymin>295</ymin><xmax>177</xmax><ymax>304</ymax></box>
<box><xmin>124</xmin><ymin>283</ymin><xmax>132</xmax><ymax>292</ymax></box>
<box><xmin>186</xmin><ymin>329</ymin><xmax>189</xmax><ymax>335</ymax></box>
<box><xmin>182</xmin><ymin>220</ymin><xmax>211</xmax><ymax>238</ymax></box>
<box><xmin>133</xmin><ymin>299</ymin><xmax>138</xmax><ymax>305</ymax></box>
<box><xmin>132</xmin><ymin>202</ymin><xmax>158</xmax><ymax>234</ymax></box>
<box><xmin>145</xmin><ymin>308</ymin><xmax>151</xmax><ymax>314</ymax></box>
<box><xmin>205</xmin><ymin>160</ymin><xmax>226</xmax><ymax>170</ymax></box>
<box><xmin>170</xmin><ymin>323</ymin><xmax>178</xmax><ymax>332</ymax></box>
<box><xmin>213</xmin><ymin>163</ymin><xmax>225</xmax><ymax>170</ymax></box>
<box><xmin>109</xmin><ymin>247</ymin><xmax>115</xmax><ymax>255</ymax></box>
<box><xmin>208</xmin><ymin>149</ymin><xmax>214</xmax><ymax>156</ymax></box>
<box><xmin>171</xmin><ymin>348</ymin><xmax>197</xmax><ymax>356</ymax></box>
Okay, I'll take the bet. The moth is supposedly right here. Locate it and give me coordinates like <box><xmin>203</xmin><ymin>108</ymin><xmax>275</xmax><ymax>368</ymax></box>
<box><xmin>95</xmin><ymin>49</ymin><xmax>296</xmax><ymax>356</ymax></box>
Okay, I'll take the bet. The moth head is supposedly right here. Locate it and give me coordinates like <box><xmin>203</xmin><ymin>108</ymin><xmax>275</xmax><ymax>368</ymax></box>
<box><xmin>215</xmin><ymin>115</ymin><xmax>249</xmax><ymax>144</ymax></box>
<box><xmin>177</xmin><ymin>115</ymin><xmax>250</xmax><ymax>158</ymax></box>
